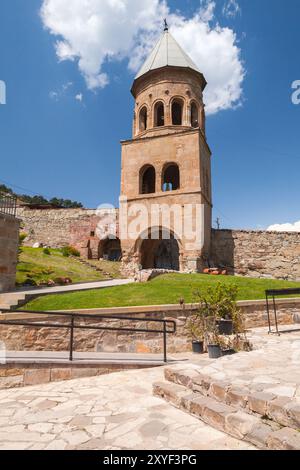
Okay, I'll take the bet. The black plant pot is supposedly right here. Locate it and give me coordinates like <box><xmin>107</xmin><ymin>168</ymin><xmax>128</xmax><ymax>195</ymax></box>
<box><xmin>207</xmin><ymin>344</ymin><xmax>222</xmax><ymax>359</ymax></box>
<box><xmin>192</xmin><ymin>341</ymin><xmax>204</xmax><ymax>354</ymax></box>
<box><xmin>222</xmin><ymin>348</ymin><xmax>236</xmax><ymax>356</ymax></box>
<box><xmin>217</xmin><ymin>319</ymin><xmax>233</xmax><ymax>336</ymax></box>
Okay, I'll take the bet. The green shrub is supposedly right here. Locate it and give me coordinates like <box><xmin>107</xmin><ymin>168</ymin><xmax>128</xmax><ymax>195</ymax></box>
<box><xmin>18</xmin><ymin>232</ymin><xmax>28</xmax><ymax>260</ymax></box>
<box><xmin>19</xmin><ymin>232</ymin><xmax>27</xmax><ymax>244</ymax></box>
<box><xmin>43</xmin><ymin>247</ymin><xmax>51</xmax><ymax>255</ymax></box>
<box><xmin>61</xmin><ymin>246</ymin><xmax>80</xmax><ymax>258</ymax></box>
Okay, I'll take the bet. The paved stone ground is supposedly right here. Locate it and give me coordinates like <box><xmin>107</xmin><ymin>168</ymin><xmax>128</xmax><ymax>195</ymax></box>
<box><xmin>0</xmin><ymin>367</ymin><xmax>255</xmax><ymax>450</ymax></box>
<box><xmin>179</xmin><ymin>325</ymin><xmax>300</xmax><ymax>399</ymax></box>
<box><xmin>2</xmin><ymin>326</ymin><xmax>300</xmax><ymax>450</ymax></box>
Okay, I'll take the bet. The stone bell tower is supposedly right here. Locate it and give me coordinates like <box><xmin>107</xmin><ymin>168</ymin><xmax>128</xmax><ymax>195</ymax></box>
<box><xmin>120</xmin><ymin>23</ymin><xmax>212</xmax><ymax>275</ymax></box>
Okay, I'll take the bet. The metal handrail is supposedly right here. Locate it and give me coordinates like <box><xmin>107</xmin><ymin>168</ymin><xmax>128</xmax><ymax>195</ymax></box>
<box><xmin>0</xmin><ymin>192</ymin><xmax>17</xmax><ymax>217</ymax></box>
<box><xmin>0</xmin><ymin>309</ymin><xmax>177</xmax><ymax>363</ymax></box>
<box><xmin>265</xmin><ymin>288</ymin><xmax>300</xmax><ymax>335</ymax></box>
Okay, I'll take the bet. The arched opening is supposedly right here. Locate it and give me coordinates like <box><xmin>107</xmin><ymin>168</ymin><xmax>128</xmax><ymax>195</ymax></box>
<box><xmin>139</xmin><ymin>228</ymin><xmax>180</xmax><ymax>271</ymax></box>
<box><xmin>140</xmin><ymin>165</ymin><xmax>156</xmax><ymax>194</ymax></box>
<box><xmin>162</xmin><ymin>163</ymin><xmax>180</xmax><ymax>192</ymax></box>
<box><xmin>191</xmin><ymin>102</ymin><xmax>199</xmax><ymax>128</ymax></box>
<box><xmin>98</xmin><ymin>237</ymin><xmax>122</xmax><ymax>261</ymax></box>
<box><xmin>139</xmin><ymin>106</ymin><xmax>147</xmax><ymax>132</ymax></box>
<box><xmin>154</xmin><ymin>102</ymin><xmax>165</xmax><ymax>127</ymax></box>
<box><xmin>172</xmin><ymin>99</ymin><xmax>184</xmax><ymax>125</ymax></box>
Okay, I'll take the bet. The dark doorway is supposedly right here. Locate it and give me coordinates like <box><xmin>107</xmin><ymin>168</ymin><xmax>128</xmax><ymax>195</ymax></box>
<box><xmin>98</xmin><ymin>238</ymin><xmax>122</xmax><ymax>261</ymax></box>
<box><xmin>140</xmin><ymin>230</ymin><xmax>180</xmax><ymax>271</ymax></box>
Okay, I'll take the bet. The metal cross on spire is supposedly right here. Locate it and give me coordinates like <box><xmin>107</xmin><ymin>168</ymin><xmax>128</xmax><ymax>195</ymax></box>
<box><xmin>164</xmin><ymin>19</ymin><xmax>169</xmax><ymax>32</ymax></box>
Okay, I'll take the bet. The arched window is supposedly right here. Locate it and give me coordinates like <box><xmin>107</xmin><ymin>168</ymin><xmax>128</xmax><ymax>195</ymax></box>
<box><xmin>172</xmin><ymin>99</ymin><xmax>184</xmax><ymax>125</ymax></box>
<box><xmin>140</xmin><ymin>165</ymin><xmax>156</xmax><ymax>194</ymax></box>
<box><xmin>162</xmin><ymin>164</ymin><xmax>180</xmax><ymax>192</ymax></box>
<box><xmin>191</xmin><ymin>102</ymin><xmax>199</xmax><ymax>128</ymax></box>
<box><xmin>139</xmin><ymin>106</ymin><xmax>147</xmax><ymax>132</ymax></box>
<box><xmin>154</xmin><ymin>102</ymin><xmax>165</xmax><ymax>127</ymax></box>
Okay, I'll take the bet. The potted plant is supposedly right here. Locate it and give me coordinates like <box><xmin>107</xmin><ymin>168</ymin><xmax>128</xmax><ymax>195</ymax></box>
<box><xmin>193</xmin><ymin>283</ymin><xmax>244</xmax><ymax>358</ymax></box>
<box><xmin>209</xmin><ymin>283</ymin><xmax>241</xmax><ymax>336</ymax></box>
<box><xmin>185</xmin><ymin>314</ymin><xmax>204</xmax><ymax>354</ymax></box>
<box><xmin>204</xmin><ymin>315</ymin><xmax>222</xmax><ymax>359</ymax></box>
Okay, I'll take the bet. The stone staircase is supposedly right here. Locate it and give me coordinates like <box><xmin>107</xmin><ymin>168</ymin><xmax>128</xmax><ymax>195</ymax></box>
<box><xmin>0</xmin><ymin>292</ymin><xmax>28</xmax><ymax>311</ymax></box>
<box><xmin>153</xmin><ymin>364</ymin><xmax>300</xmax><ymax>450</ymax></box>
<box><xmin>71</xmin><ymin>256</ymin><xmax>113</xmax><ymax>279</ymax></box>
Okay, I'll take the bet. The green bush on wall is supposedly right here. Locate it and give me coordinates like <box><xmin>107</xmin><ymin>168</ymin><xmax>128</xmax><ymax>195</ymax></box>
<box><xmin>61</xmin><ymin>246</ymin><xmax>80</xmax><ymax>258</ymax></box>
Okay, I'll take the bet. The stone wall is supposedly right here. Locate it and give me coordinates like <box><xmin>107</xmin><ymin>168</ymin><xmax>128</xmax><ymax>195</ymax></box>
<box><xmin>0</xmin><ymin>214</ymin><xmax>20</xmax><ymax>292</ymax></box>
<box><xmin>16</xmin><ymin>207</ymin><xmax>300</xmax><ymax>280</ymax></box>
<box><xmin>211</xmin><ymin>229</ymin><xmax>300</xmax><ymax>281</ymax></box>
<box><xmin>0</xmin><ymin>362</ymin><xmax>155</xmax><ymax>390</ymax></box>
<box><xmin>1</xmin><ymin>299</ymin><xmax>299</xmax><ymax>355</ymax></box>
<box><xmin>17</xmin><ymin>207</ymin><xmax>100</xmax><ymax>248</ymax></box>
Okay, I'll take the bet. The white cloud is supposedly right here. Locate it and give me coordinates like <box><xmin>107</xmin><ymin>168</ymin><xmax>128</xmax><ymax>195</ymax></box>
<box><xmin>41</xmin><ymin>0</ymin><xmax>245</xmax><ymax>115</ymax></box>
<box><xmin>223</xmin><ymin>0</ymin><xmax>241</xmax><ymax>18</ymax></box>
<box><xmin>75</xmin><ymin>93</ymin><xmax>83</xmax><ymax>103</ymax></box>
<box><xmin>267</xmin><ymin>221</ymin><xmax>300</xmax><ymax>233</ymax></box>
<box><xmin>49</xmin><ymin>81</ymin><xmax>73</xmax><ymax>101</ymax></box>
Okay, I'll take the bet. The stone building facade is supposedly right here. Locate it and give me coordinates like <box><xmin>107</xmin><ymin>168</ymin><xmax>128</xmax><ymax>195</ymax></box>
<box><xmin>0</xmin><ymin>213</ymin><xmax>20</xmax><ymax>292</ymax></box>
<box><xmin>119</xmin><ymin>27</ymin><xmax>212</xmax><ymax>276</ymax></box>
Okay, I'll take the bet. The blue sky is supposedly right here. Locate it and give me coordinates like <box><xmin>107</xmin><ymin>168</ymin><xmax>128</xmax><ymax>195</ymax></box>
<box><xmin>0</xmin><ymin>0</ymin><xmax>299</xmax><ymax>230</ymax></box>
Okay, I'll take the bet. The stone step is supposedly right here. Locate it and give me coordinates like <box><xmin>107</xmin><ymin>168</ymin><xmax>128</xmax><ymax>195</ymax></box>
<box><xmin>153</xmin><ymin>381</ymin><xmax>300</xmax><ymax>450</ymax></box>
<box><xmin>163</xmin><ymin>366</ymin><xmax>300</xmax><ymax>431</ymax></box>
<box><xmin>0</xmin><ymin>304</ymin><xmax>12</xmax><ymax>311</ymax></box>
<box><xmin>0</xmin><ymin>293</ymin><xmax>27</xmax><ymax>311</ymax></box>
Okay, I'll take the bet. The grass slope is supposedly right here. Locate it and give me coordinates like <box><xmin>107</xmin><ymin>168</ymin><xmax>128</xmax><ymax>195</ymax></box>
<box><xmin>24</xmin><ymin>273</ymin><xmax>300</xmax><ymax>311</ymax></box>
<box><xmin>17</xmin><ymin>247</ymin><xmax>121</xmax><ymax>285</ymax></box>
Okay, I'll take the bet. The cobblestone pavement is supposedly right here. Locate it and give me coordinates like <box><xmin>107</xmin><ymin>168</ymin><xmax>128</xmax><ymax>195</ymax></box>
<box><xmin>0</xmin><ymin>367</ymin><xmax>255</xmax><ymax>450</ymax></box>
<box><xmin>182</xmin><ymin>325</ymin><xmax>300</xmax><ymax>399</ymax></box>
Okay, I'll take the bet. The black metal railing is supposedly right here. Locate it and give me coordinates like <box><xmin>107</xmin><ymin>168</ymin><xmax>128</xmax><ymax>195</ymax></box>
<box><xmin>0</xmin><ymin>309</ymin><xmax>177</xmax><ymax>363</ymax></box>
<box><xmin>266</xmin><ymin>288</ymin><xmax>300</xmax><ymax>335</ymax></box>
<box><xmin>0</xmin><ymin>192</ymin><xmax>17</xmax><ymax>217</ymax></box>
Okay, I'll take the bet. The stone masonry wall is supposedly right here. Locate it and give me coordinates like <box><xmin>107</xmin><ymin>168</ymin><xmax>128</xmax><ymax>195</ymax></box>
<box><xmin>0</xmin><ymin>214</ymin><xmax>20</xmax><ymax>292</ymax></box>
<box><xmin>211</xmin><ymin>229</ymin><xmax>300</xmax><ymax>281</ymax></box>
<box><xmin>16</xmin><ymin>208</ymin><xmax>300</xmax><ymax>280</ymax></box>
<box><xmin>17</xmin><ymin>207</ymin><xmax>119</xmax><ymax>258</ymax></box>
<box><xmin>17</xmin><ymin>207</ymin><xmax>100</xmax><ymax>248</ymax></box>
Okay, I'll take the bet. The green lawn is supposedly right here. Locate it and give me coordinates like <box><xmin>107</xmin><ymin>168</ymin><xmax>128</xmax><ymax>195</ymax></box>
<box><xmin>24</xmin><ymin>273</ymin><xmax>300</xmax><ymax>311</ymax></box>
<box><xmin>17</xmin><ymin>247</ymin><xmax>122</xmax><ymax>286</ymax></box>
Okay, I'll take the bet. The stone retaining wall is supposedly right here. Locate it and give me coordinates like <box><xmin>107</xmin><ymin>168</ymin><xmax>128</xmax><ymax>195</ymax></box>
<box><xmin>0</xmin><ymin>299</ymin><xmax>299</xmax><ymax>355</ymax></box>
<box><xmin>0</xmin><ymin>362</ymin><xmax>155</xmax><ymax>390</ymax></box>
<box><xmin>211</xmin><ymin>229</ymin><xmax>300</xmax><ymax>281</ymax></box>
<box><xmin>0</xmin><ymin>214</ymin><xmax>20</xmax><ymax>292</ymax></box>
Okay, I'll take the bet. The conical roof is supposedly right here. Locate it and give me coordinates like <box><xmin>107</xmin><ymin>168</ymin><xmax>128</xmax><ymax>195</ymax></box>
<box><xmin>135</xmin><ymin>29</ymin><xmax>201</xmax><ymax>80</ymax></box>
